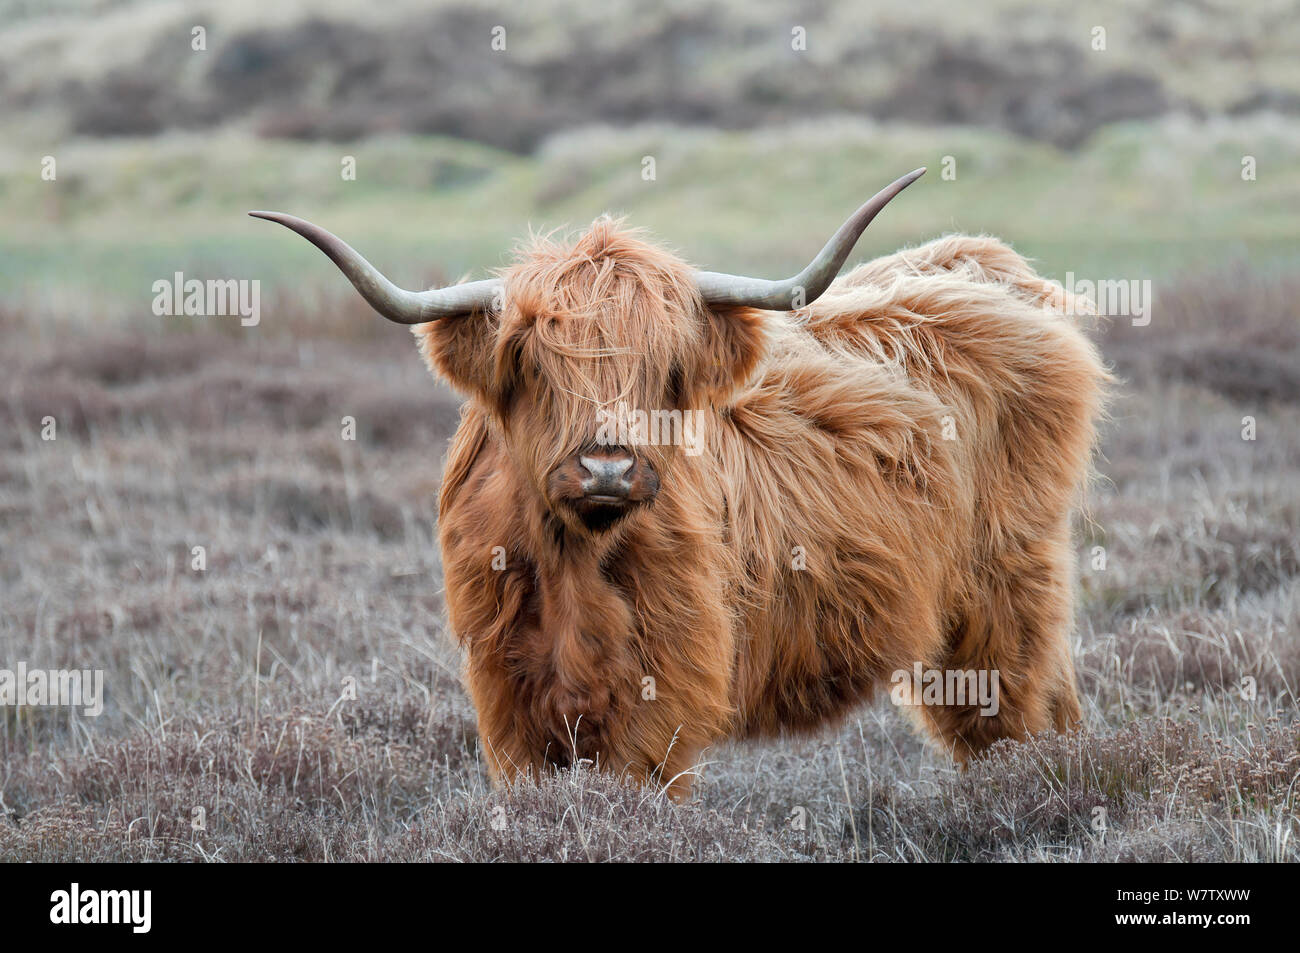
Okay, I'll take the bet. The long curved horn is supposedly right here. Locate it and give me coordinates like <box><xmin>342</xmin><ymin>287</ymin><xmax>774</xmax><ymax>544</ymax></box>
<box><xmin>248</xmin><ymin>211</ymin><xmax>500</xmax><ymax>323</ymax></box>
<box><xmin>694</xmin><ymin>167</ymin><xmax>925</xmax><ymax>310</ymax></box>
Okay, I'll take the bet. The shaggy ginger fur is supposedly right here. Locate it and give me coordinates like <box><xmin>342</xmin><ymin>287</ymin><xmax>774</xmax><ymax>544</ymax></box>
<box><xmin>419</xmin><ymin>221</ymin><xmax>1109</xmax><ymax>797</ymax></box>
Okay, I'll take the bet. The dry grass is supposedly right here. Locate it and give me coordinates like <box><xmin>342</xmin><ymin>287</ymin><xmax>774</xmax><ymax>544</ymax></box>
<box><xmin>1</xmin><ymin>265</ymin><xmax>1298</xmax><ymax>862</ymax></box>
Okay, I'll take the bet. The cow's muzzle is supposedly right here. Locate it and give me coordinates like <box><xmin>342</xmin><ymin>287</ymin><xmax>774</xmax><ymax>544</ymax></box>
<box><xmin>579</xmin><ymin>452</ymin><xmax>635</xmax><ymax>499</ymax></box>
<box><xmin>548</xmin><ymin>447</ymin><xmax>659</xmax><ymax>531</ymax></box>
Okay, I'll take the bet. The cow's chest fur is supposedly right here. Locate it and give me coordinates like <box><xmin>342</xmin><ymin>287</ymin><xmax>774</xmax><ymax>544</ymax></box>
<box><xmin>495</xmin><ymin>549</ymin><xmax>645</xmax><ymax>767</ymax></box>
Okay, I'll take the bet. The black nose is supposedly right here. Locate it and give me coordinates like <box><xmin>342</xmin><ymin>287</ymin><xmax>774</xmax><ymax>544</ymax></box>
<box><xmin>579</xmin><ymin>451</ymin><xmax>635</xmax><ymax>498</ymax></box>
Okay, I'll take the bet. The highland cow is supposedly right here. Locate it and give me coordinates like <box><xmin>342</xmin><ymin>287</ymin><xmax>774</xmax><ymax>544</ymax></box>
<box><xmin>252</xmin><ymin>168</ymin><xmax>1109</xmax><ymax>797</ymax></box>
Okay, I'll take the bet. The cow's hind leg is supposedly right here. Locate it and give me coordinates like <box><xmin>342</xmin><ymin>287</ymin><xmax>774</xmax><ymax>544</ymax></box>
<box><xmin>915</xmin><ymin>533</ymin><xmax>1081</xmax><ymax>763</ymax></box>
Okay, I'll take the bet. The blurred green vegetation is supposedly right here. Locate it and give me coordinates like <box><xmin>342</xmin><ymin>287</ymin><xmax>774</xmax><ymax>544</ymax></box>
<box><xmin>2</xmin><ymin>117</ymin><xmax>1297</xmax><ymax>324</ymax></box>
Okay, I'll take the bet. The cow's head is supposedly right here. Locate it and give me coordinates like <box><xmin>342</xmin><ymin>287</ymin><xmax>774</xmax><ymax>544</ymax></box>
<box><xmin>249</xmin><ymin>169</ymin><xmax>923</xmax><ymax>534</ymax></box>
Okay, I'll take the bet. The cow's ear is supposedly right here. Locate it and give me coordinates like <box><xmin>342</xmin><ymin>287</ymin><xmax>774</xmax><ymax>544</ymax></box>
<box><xmin>412</xmin><ymin>311</ymin><xmax>499</xmax><ymax>407</ymax></box>
<box><xmin>696</xmin><ymin>305</ymin><xmax>766</xmax><ymax>403</ymax></box>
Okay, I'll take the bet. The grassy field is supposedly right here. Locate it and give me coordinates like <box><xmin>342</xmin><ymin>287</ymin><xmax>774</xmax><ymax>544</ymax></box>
<box><xmin>1</xmin><ymin>200</ymin><xmax>1298</xmax><ymax>859</ymax></box>
<box><xmin>4</xmin><ymin>116</ymin><xmax>1300</xmax><ymax>323</ymax></box>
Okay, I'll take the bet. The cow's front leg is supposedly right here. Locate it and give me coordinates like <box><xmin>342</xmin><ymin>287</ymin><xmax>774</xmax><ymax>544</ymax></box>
<box><xmin>599</xmin><ymin>543</ymin><xmax>737</xmax><ymax>799</ymax></box>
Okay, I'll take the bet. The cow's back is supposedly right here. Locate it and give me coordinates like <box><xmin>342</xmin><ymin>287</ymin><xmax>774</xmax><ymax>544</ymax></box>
<box><xmin>720</xmin><ymin>235</ymin><xmax>1109</xmax><ymax>735</ymax></box>
<box><xmin>798</xmin><ymin>234</ymin><xmax>1108</xmax><ymax>536</ymax></box>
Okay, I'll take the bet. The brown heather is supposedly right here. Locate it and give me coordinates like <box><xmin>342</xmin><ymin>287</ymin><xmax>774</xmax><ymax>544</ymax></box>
<box><xmin>1</xmin><ymin>263</ymin><xmax>1297</xmax><ymax>862</ymax></box>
